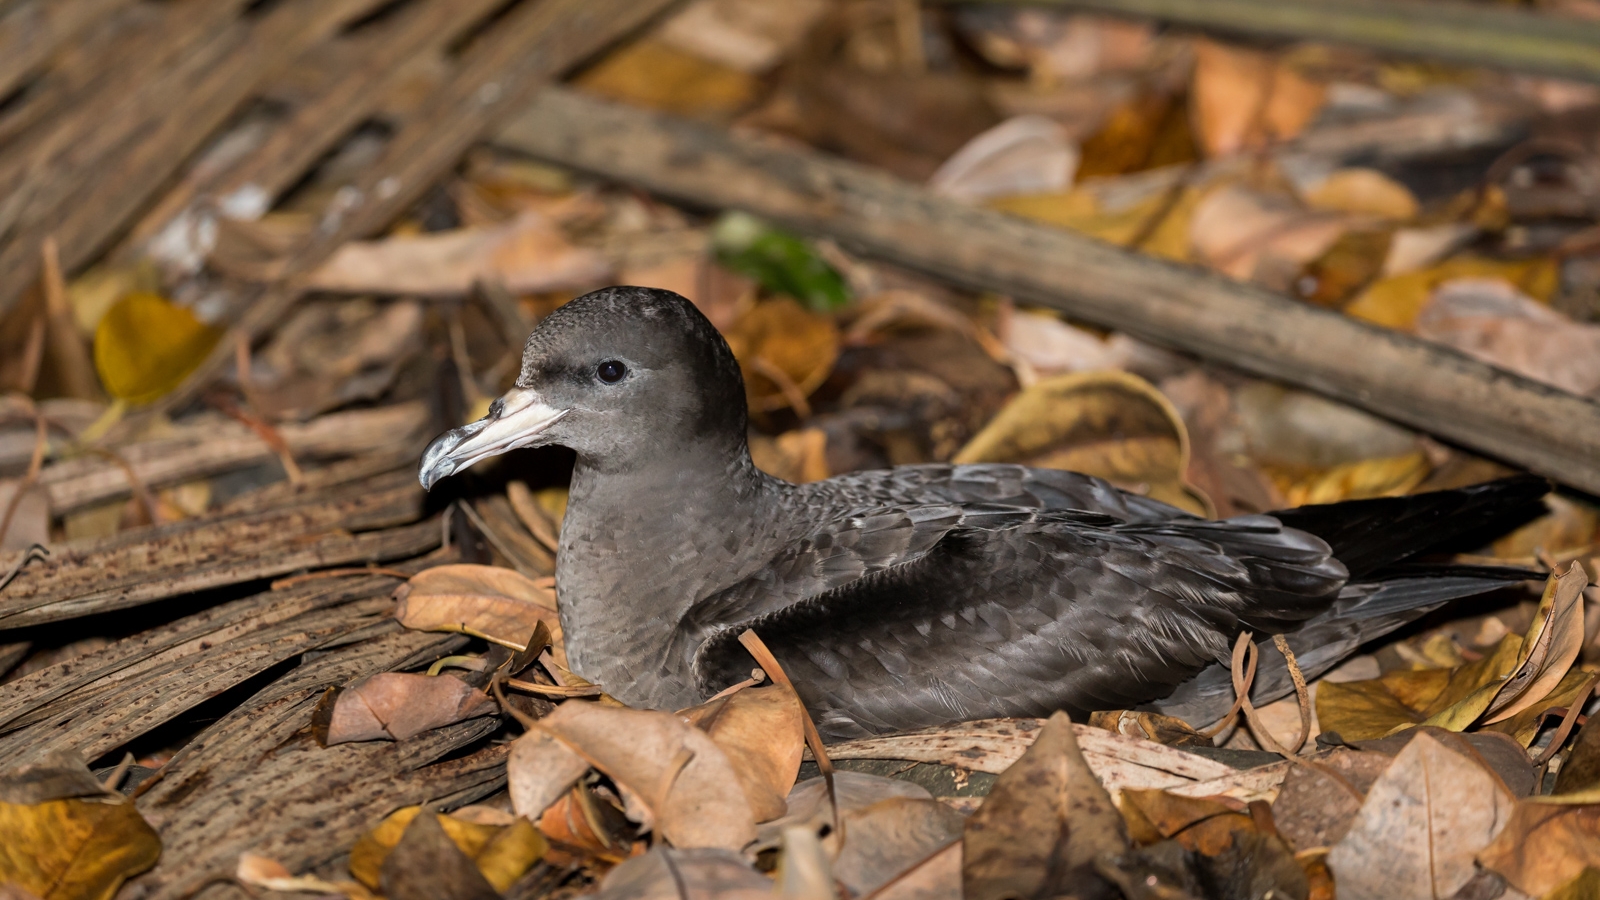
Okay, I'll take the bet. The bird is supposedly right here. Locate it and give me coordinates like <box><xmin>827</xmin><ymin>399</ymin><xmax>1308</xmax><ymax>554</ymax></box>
<box><xmin>419</xmin><ymin>286</ymin><xmax>1544</xmax><ymax>741</ymax></box>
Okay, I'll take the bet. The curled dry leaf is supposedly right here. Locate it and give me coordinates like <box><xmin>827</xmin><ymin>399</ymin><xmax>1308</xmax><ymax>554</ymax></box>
<box><xmin>1191</xmin><ymin>39</ymin><xmax>1325</xmax><ymax>157</ymax></box>
<box><xmin>722</xmin><ymin>296</ymin><xmax>840</xmax><ymax>413</ymax></box>
<box><xmin>323</xmin><ymin>672</ymin><xmax>497</xmax><ymax>745</ymax></box>
<box><xmin>953</xmin><ymin>370</ymin><xmax>1210</xmax><ymax>516</ymax></box>
<box><xmin>394</xmin><ymin>563</ymin><xmax>564</xmax><ymax>664</ymax></box>
<box><xmin>0</xmin><ymin>752</ymin><xmax>161</xmax><ymax>900</ymax></box>
<box><xmin>1326</xmin><ymin>732</ymin><xmax>1516</xmax><ymax>900</ymax></box>
<box><xmin>348</xmin><ymin>806</ymin><xmax>546</xmax><ymax>894</ymax></box>
<box><xmin>962</xmin><ymin>711</ymin><xmax>1128</xmax><ymax>900</ymax></box>
<box><xmin>1477</xmin><ymin>802</ymin><xmax>1600</xmax><ymax>897</ymax></box>
<box><xmin>1316</xmin><ymin>564</ymin><xmax>1583</xmax><ymax>742</ymax></box>
<box><xmin>507</xmin><ymin>701</ymin><xmax>757</xmax><ymax>850</ymax></box>
<box><xmin>678</xmin><ymin>683</ymin><xmax>807</xmax><ymax>822</ymax></box>
<box><xmin>306</xmin><ymin>212</ymin><xmax>612</xmax><ymax>297</ymax></box>
<box><xmin>928</xmin><ymin>115</ymin><xmax>1078</xmax><ymax>203</ymax></box>
<box><xmin>595</xmin><ymin>847</ymin><xmax>772</xmax><ymax>900</ymax></box>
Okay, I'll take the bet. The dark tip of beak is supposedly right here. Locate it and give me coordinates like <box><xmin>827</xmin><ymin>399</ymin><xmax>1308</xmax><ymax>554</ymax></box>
<box><xmin>418</xmin><ymin>422</ymin><xmax>481</xmax><ymax>490</ymax></box>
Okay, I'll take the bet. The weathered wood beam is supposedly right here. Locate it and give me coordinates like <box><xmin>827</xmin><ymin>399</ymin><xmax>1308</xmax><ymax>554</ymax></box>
<box><xmin>497</xmin><ymin>88</ymin><xmax>1600</xmax><ymax>494</ymax></box>
<box><xmin>944</xmin><ymin>0</ymin><xmax>1600</xmax><ymax>84</ymax></box>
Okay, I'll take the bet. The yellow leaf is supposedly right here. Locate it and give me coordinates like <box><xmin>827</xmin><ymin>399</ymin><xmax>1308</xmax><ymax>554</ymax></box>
<box><xmin>954</xmin><ymin>370</ymin><xmax>1211</xmax><ymax>516</ymax></box>
<box><xmin>0</xmin><ymin>797</ymin><xmax>161</xmax><ymax>900</ymax></box>
<box><xmin>1304</xmin><ymin>168</ymin><xmax>1418</xmax><ymax>220</ymax></box>
<box><xmin>991</xmin><ymin>187</ymin><xmax>1198</xmax><ymax>262</ymax></box>
<box><xmin>576</xmin><ymin>38</ymin><xmax>759</xmax><ymax>120</ymax></box>
<box><xmin>348</xmin><ymin>807</ymin><xmax>545</xmax><ymax>892</ymax></box>
<box><xmin>93</xmin><ymin>292</ymin><xmax>222</xmax><ymax>404</ymax></box>
<box><xmin>1277</xmin><ymin>450</ymin><xmax>1430</xmax><ymax>507</ymax></box>
<box><xmin>1345</xmin><ymin>256</ymin><xmax>1559</xmax><ymax>331</ymax></box>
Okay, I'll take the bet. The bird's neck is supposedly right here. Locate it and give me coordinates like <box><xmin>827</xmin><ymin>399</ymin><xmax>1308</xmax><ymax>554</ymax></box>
<box><xmin>555</xmin><ymin>440</ymin><xmax>785</xmax><ymax>708</ymax></box>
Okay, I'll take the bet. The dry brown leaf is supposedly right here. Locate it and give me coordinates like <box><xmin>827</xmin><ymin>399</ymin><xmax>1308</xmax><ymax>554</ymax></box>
<box><xmin>962</xmin><ymin>711</ymin><xmax>1128</xmax><ymax>900</ymax></box>
<box><xmin>1089</xmin><ymin>710</ymin><xmax>1210</xmax><ymax>749</ymax></box>
<box><xmin>1189</xmin><ymin>183</ymin><xmax>1350</xmax><ymax>287</ymax></box>
<box><xmin>348</xmin><ymin>806</ymin><xmax>546</xmax><ymax>893</ymax></box>
<box><xmin>991</xmin><ymin>179</ymin><xmax>1201</xmax><ymax>263</ymax></box>
<box><xmin>928</xmin><ymin>115</ymin><xmax>1078</xmax><ymax>203</ymax></box>
<box><xmin>723</xmin><ymin>297</ymin><xmax>839</xmax><ymax>414</ymax></box>
<box><xmin>863</xmin><ymin>840</ymin><xmax>961</xmax><ymax>900</ymax></box>
<box><xmin>748</xmin><ymin>428</ymin><xmax>830</xmax><ymax>484</ymax></box>
<box><xmin>656</xmin><ymin>0</ymin><xmax>830</xmax><ymax>74</ymax></box>
<box><xmin>678</xmin><ymin>683</ymin><xmax>806</xmax><ymax>822</ymax></box>
<box><xmin>306</xmin><ymin>212</ymin><xmax>611</xmax><ymax>297</ymax></box>
<box><xmin>513</xmin><ymin>701</ymin><xmax>758</xmax><ymax>850</ymax></box>
<box><xmin>1270</xmin><ymin>759</ymin><xmax>1369</xmax><ymax>851</ymax></box>
<box><xmin>1326</xmin><ymin>732</ymin><xmax>1516</xmax><ymax>900</ymax></box>
<box><xmin>1191</xmin><ymin>39</ymin><xmax>1325</xmax><ymax>157</ymax></box>
<box><xmin>394</xmin><ymin>564</ymin><xmax>564</xmax><ymax>663</ymax></box>
<box><xmin>594</xmin><ymin>847</ymin><xmax>772</xmax><ymax>900</ymax></box>
<box><xmin>379</xmin><ymin>810</ymin><xmax>500</xmax><ymax>900</ymax></box>
<box><xmin>1304</xmin><ymin>168</ymin><xmax>1419</xmax><ymax>220</ymax></box>
<box><xmin>507</xmin><ymin>730</ymin><xmax>592</xmax><ymax>824</ymax></box>
<box><xmin>236</xmin><ymin>853</ymin><xmax>369</xmax><ymax>898</ymax></box>
<box><xmin>1478</xmin><ymin>802</ymin><xmax>1600</xmax><ymax>897</ymax></box>
<box><xmin>830</xmin><ymin>799</ymin><xmax>963</xmax><ymax>898</ymax></box>
<box><xmin>576</xmin><ymin>38</ymin><xmax>761</xmax><ymax>120</ymax></box>
<box><xmin>953</xmin><ymin>369</ymin><xmax>1210</xmax><ymax>516</ymax></box>
<box><xmin>323</xmin><ymin>672</ymin><xmax>497</xmax><ymax>745</ymax></box>
<box><xmin>1416</xmin><ymin>278</ymin><xmax>1600</xmax><ymax>398</ymax></box>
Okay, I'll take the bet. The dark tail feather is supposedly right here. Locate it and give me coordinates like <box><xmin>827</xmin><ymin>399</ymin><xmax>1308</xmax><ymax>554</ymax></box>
<box><xmin>1270</xmin><ymin>475</ymin><xmax>1550</xmax><ymax>579</ymax></box>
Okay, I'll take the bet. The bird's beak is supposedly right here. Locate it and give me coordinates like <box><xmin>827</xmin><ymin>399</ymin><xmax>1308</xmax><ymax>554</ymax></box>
<box><xmin>418</xmin><ymin>387</ymin><xmax>569</xmax><ymax>490</ymax></box>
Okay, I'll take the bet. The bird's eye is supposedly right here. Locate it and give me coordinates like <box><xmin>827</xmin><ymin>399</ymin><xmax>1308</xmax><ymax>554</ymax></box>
<box><xmin>597</xmin><ymin>360</ymin><xmax>627</xmax><ymax>384</ymax></box>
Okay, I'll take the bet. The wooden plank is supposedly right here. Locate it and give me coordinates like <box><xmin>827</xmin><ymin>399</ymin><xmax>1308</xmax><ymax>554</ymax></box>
<box><xmin>0</xmin><ymin>0</ymin><xmax>388</xmax><ymax>316</ymax></box>
<box><xmin>147</xmin><ymin>0</ymin><xmax>685</xmax><ymax>422</ymax></box>
<box><xmin>0</xmin><ymin>0</ymin><xmax>137</xmax><ymax>100</ymax></box>
<box><xmin>121</xmin><ymin>0</ymin><xmax>507</xmax><ymax>259</ymax></box>
<box><xmin>951</xmin><ymin>0</ymin><xmax>1600</xmax><ymax>84</ymax></box>
<box><xmin>0</xmin><ymin>471</ymin><xmax>432</xmax><ymax>628</ymax></box>
<box><xmin>496</xmin><ymin>88</ymin><xmax>1600</xmax><ymax>494</ymax></box>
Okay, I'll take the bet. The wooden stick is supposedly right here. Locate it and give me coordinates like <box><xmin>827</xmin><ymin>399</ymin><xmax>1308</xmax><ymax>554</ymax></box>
<box><xmin>944</xmin><ymin>0</ymin><xmax>1600</xmax><ymax>84</ymax></box>
<box><xmin>497</xmin><ymin>88</ymin><xmax>1600</xmax><ymax>496</ymax></box>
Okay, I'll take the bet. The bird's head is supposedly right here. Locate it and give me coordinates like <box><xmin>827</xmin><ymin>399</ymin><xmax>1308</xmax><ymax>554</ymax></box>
<box><xmin>418</xmin><ymin>286</ymin><xmax>748</xmax><ymax>488</ymax></box>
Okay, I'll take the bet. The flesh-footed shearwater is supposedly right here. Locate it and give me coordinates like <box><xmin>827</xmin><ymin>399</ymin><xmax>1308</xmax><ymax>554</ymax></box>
<box><xmin>418</xmin><ymin>286</ymin><xmax>1542</xmax><ymax>740</ymax></box>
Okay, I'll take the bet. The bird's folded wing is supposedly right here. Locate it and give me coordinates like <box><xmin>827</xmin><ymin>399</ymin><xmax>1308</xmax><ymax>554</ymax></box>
<box><xmin>690</xmin><ymin>509</ymin><xmax>1349</xmax><ymax>738</ymax></box>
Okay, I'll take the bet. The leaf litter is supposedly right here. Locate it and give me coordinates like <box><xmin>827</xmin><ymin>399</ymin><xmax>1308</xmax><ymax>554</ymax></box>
<box><xmin>4</xmin><ymin>0</ymin><xmax>1600</xmax><ymax>897</ymax></box>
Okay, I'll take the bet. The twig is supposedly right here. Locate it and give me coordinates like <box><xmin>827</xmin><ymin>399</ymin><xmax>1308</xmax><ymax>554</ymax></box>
<box><xmin>505</xmin><ymin>678</ymin><xmax>604</xmax><ymax>698</ymax></box>
<box><xmin>1272</xmin><ymin>633</ymin><xmax>1313</xmax><ymax>754</ymax></box>
<box><xmin>738</xmin><ymin>629</ymin><xmax>838</xmax><ymax>833</ymax></box>
<box><xmin>1199</xmin><ymin>632</ymin><xmax>1257</xmax><ymax>738</ymax></box>
<box><xmin>706</xmin><ymin>667</ymin><xmax>768</xmax><ymax>703</ymax></box>
<box><xmin>0</xmin><ymin>395</ymin><xmax>47</xmax><ymax>547</ymax></box>
<box><xmin>748</xmin><ymin>355</ymin><xmax>813</xmax><ymax>420</ymax></box>
<box><xmin>0</xmin><ymin>544</ymin><xmax>49</xmax><ymax>595</ymax></box>
<box><xmin>100</xmin><ymin>752</ymin><xmax>136</xmax><ymax>793</ymax></box>
<box><xmin>1535</xmin><ymin>673</ymin><xmax>1599</xmax><ymax>767</ymax></box>
<box><xmin>269</xmin><ymin>566</ymin><xmax>413</xmax><ymax>590</ymax></box>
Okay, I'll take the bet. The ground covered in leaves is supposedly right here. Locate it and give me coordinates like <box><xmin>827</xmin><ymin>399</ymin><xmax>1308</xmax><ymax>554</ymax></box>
<box><xmin>3</xmin><ymin>0</ymin><xmax>1600</xmax><ymax>898</ymax></box>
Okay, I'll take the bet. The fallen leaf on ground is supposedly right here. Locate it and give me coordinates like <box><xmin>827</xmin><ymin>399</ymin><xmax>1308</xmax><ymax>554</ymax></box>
<box><xmin>93</xmin><ymin>292</ymin><xmax>222</xmax><ymax>405</ymax></box>
<box><xmin>1118</xmin><ymin>790</ymin><xmax>1308</xmax><ymax>898</ymax></box>
<box><xmin>962</xmin><ymin>711</ymin><xmax>1128</xmax><ymax>900</ymax></box>
<box><xmin>1416</xmin><ymin>277</ymin><xmax>1600</xmax><ymax>397</ymax></box>
<box><xmin>575</xmin><ymin>38</ymin><xmax>760</xmax><ymax>120</ymax></box>
<box><xmin>348</xmin><ymin>806</ymin><xmax>546</xmax><ymax>893</ymax></box>
<box><xmin>1277</xmin><ymin>450</ymin><xmax>1431</xmax><ymax>507</ymax></box>
<box><xmin>865</xmin><ymin>841</ymin><xmax>961</xmax><ymax>900</ymax></box>
<box><xmin>678</xmin><ymin>682</ymin><xmax>807</xmax><ymax>822</ymax></box>
<box><xmin>236</xmin><ymin>853</ymin><xmax>368</xmax><ymax>897</ymax></box>
<box><xmin>379</xmin><ymin>809</ymin><xmax>500</xmax><ymax>900</ymax></box>
<box><xmin>1089</xmin><ymin>710</ymin><xmax>1210</xmax><ymax>749</ymax></box>
<box><xmin>928</xmin><ymin>115</ymin><xmax>1078</xmax><ymax>203</ymax></box>
<box><xmin>0</xmin><ymin>752</ymin><xmax>161</xmax><ymax>900</ymax></box>
<box><xmin>306</xmin><ymin>212</ymin><xmax>611</xmax><ymax>297</ymax></box>
<box><xmin>508</xmin><ymin>701</ymin><xmax>758</xmax><ymax>850</ymax></box>
<box><xmin>1270</xmin><ymin>758</ymin><xmax>1370</xmax><ymax>851</ymax></box>
<box><xmin>595</xmin><ymin>847</ymin><xmax>772</xmax><ymax>900</ymax></box>
<box><xmin>1326</xmin><ymin>731</ymin><xmax>1516</xmax><ymax>900</ymax></box>
<box><xmin>1478</xmin><ymin>802</ymin><xmax>1600</xmax><ymax>897</ymax></box>
<box><xmin>748</xmin><ymin>427</ymin><xmax>830</xmax><ymax>483</ymax></box>
<box><xmin>1188</xmin><ymin>183</ymin><xmax>1350</xmax><ymax>287</ymax></box>
<box><xmin>655</xmin><ymin>0</ymin><xmax>830</xmax><ymax>74</ymax></box>
<box><xmin>721</xmin><ymin>295</ymin><xmax>840</xmax><ymax>413</ymax></box>
<box><xmin>394</xmin><ymin>564</ymin><xmax>563</xmax><ymax>662</ymax></box>
<box><xmin>1344</xmin><ymin>255</ymin><xmax>1559</xmax><ymax>330</ymax></box>
<box><xmin>1191</xmin><ymin>39</ymin><xmax>1325</xmax><ymax>157</ymax></box>
<box><xmin>953</xmin><ymin>369</ymin><xmax>1210</xmax><ymax>516</ymax></box>
<box><xmin>322</xmin><ymin>672</ymin><xmax>497</xmax><ymax>744</ymax></box>
<box><xmin>1303</xmin><ymin>168</ymin><xmax>1419</xmax><ymax>220</ymax></box>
